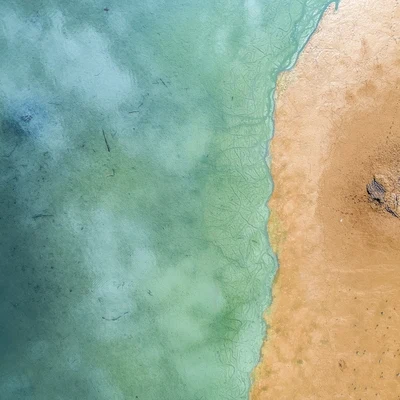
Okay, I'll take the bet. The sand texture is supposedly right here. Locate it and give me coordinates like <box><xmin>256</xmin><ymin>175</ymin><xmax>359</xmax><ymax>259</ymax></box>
<box><xmin>252</xmin><ymin>0</ymin><xmax>400</xmax><ymax>398</ymax></box>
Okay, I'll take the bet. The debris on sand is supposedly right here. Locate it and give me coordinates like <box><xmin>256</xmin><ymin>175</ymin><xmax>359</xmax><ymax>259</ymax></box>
<box><xmin>367</xmin><ymin>174</ymin><xmax>399</xmax><ymax>218</ymax></box>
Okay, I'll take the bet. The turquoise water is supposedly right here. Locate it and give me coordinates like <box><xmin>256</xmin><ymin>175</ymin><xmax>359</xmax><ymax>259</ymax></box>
<box><xmin>0</xmin><ymin>0</ymin><xmax>336</xmax><ymax>399</ymax></box>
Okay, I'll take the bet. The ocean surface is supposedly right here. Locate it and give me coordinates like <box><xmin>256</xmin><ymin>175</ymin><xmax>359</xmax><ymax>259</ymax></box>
<box><xmin>0</xmin><ymin>1</ymin><xmax>336</xmax><ymax>399</ymax></box>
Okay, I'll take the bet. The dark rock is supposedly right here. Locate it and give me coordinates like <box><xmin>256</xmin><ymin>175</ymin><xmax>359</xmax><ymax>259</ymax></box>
<box><xmin>367</xmin><ymin>174</ymin><xmax>399</xmax><ymax>218</ymax></box>
<box><xmin>367</xmin><ymin>178</ymin><xmax>386</xmax><ymax>203</ymax></box>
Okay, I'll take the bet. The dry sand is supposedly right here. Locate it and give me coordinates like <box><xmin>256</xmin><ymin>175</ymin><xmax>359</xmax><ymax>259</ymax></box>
<box><xmin>252</xmin><ymin>0</ymin><xmax>400</xmax><ymax>398</ymax></box>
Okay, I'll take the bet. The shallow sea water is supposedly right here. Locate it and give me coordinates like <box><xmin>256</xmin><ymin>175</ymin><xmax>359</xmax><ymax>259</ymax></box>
<box><xmin>0</xmin><ymin>1</ymin><xmax>336</xmax><ymax>398</ymax></box>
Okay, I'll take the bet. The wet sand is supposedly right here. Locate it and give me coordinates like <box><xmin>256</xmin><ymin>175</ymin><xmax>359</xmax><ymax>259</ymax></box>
<box><xmin>252</xmin><ymin>0</ymin><xmax>400</xmax><ymax>398</ymax></box>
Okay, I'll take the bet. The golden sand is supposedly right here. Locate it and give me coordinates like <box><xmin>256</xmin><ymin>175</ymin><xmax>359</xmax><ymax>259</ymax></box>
<box><xmin>252</xmin><ymin>0</ymin><xmax>400</xmax><ymax>398</ymax></box>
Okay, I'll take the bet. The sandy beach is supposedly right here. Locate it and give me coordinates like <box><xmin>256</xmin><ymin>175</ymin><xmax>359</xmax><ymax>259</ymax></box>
<box><xmin>252</xmin><ymin>0</ymin><xmax>400</xmax><ymax>398</ymax></box>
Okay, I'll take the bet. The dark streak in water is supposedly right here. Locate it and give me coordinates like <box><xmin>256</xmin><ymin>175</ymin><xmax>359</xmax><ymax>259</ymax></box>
<box><xmin>102</xmin><ymin>312</ymin><xmax>129</xmax><ymax>321</ymax></box>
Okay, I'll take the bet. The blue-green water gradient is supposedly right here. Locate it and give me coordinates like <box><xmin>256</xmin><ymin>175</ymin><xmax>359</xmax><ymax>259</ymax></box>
<box><xmin>0</xmin><ymin>0</ymin><xmax>337</xmax><ymax>398</ymax></box>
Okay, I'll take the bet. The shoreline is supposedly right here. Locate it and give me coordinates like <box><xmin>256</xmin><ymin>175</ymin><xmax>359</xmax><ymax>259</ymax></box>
<box><xmin>252</xmin><ymin>0</ymin><xmax>400</xmax><ymax>398</ymax></box>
